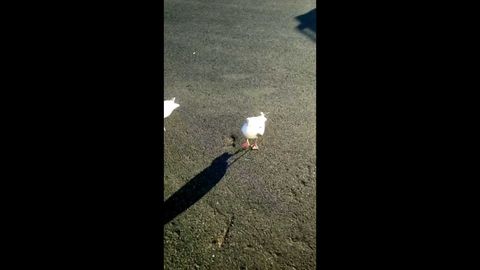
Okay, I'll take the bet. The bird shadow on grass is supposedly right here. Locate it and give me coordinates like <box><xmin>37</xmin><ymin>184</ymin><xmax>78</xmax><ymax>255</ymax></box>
<box><xmin>162</xmin><ymin>148</ymin><xmax>250</xmax><ymax>225</ymax></box>
<box><xmin>295</xmin><ymin>8</ymin><xmax>316</xmax><ymax>42</ymax></box>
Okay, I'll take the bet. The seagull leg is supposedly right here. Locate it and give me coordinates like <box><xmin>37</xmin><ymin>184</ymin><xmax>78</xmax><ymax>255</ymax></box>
<box><xmin>251</xmin><ymin>138</ymin><xmax>259</xmax><ymax>150</ymax></box>
<box><xmin>241</xmin><ymin>139</ymin><xmax>250</xmax><ymax>150</ymax></box>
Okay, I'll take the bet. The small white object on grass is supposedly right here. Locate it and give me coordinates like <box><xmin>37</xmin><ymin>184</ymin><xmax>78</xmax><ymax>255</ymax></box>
<box><xmin>164</xmin><ymin>97</ymin><xmax>180</xmax><ymax>131</ymax></box>
<box><xmin>241</xmin><ymin>112</ymin><xmax>267</xmax><ymax>150</ymax></box>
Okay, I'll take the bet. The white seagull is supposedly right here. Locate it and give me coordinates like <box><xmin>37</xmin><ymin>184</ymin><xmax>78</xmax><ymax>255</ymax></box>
<box><xmin>241</xmin><ymin>112</ymin><xmax>267</xmax><ymax>150</ymax></box>
<box><xmin>164</xmin><ymin>97</ymin><xmax>180</xmax><ymax>131</ymax></box>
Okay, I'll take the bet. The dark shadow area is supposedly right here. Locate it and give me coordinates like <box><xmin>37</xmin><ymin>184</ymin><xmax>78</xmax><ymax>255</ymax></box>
<box><xmin>296</xmin><ymin>8</ymin><xmax>316</xmax><ymax>42</ymax></box>
<box><xmin>162</xmin><ymin>149</ymin><xmax>248</xmax><ymax>225</ymax></box>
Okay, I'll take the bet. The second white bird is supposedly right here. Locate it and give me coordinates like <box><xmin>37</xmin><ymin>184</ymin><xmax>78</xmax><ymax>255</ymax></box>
<box><xmin>164</xmin><ymin>97</ymin><xmax>180</xmax><ymax>131</ymax></box>
<box><xmin>241</xmin><ymin>112</ymin><xmax>267</xmax><ymax>150</ymax></box>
